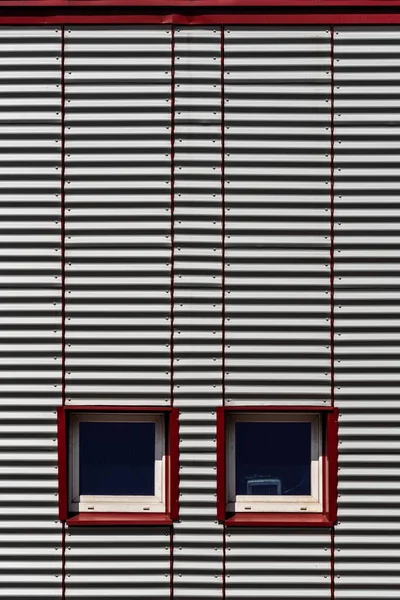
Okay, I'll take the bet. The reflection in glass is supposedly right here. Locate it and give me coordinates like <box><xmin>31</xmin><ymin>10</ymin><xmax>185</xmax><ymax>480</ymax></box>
<box><xmin>235</xmin><ymin>422</ymin><xmax>311</xmax><ymax>496</ymax></box>
<box><xmin>79</xmin><ymin>422</ymin><xmax>155</xmax><ymax>495</ymax></box>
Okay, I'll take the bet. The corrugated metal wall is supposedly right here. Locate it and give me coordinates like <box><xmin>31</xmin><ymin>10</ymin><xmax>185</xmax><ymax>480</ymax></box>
<box><xmin>64</xmin><ymin>26</ymin><xmax>172</xmax><ymax>598</ymax></box>
<box><xmin>334</xmin><ymin>26</ymin><xmax>400</xmax><ymax>600</ymax></box>
<box><xmin>1</xmin><ymin>21</ymin><xmax>399</xmax><ymax>600</ymax></box>
<box><xmin>224</xmin><ymin>26</ymin><xmax>332</xmax><ymax>408</ymax></box>
<box><xmin>64</xmin><ymin>26</ymin><xmax>172</xmax><ymax>408</ymax></box>
<box><xmin>0</xmin><ymin>27</ymin><xmax>62</xmax><ymax>600</ymax></box>
<box><xmin>224</xmin><ymin>26</ymin><xmax>332</xmax><ymax>599</ymax></box>
<box><xmin>173</xmin><ymin>27</ymin><xmax>223</xmax><ymax>600</ymax></box>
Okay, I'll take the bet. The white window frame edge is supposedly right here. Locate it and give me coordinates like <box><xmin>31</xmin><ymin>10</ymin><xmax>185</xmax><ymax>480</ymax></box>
<box><xmin>226</xmin><ymin>412</ymin><xmax>323</xmax><ymax>514</ymax></box>
<box><xmin>68</xmin><ymin>412</ymin><xmax>166</xmax><ymax>513</ymax></box>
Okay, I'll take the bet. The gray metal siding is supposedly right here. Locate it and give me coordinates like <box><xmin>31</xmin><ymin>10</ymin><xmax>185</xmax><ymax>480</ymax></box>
<box><xmin>224</xmin><ymin>26</ymin><xmax>333</xmax><ymax>600</ymax></box>
<box><xmin>225</xmin><ymin>529</ymin><xmax>331</xmax><ymax>599</ymax></box>
<box><xmin>63</xmin><ymin>25</ymin><xmax>173</xmax><ymax>599</ymax></box>
<box><xmin>0</xmin><ymin>26</ymin><xmax>62</xmax><ymax>599</ymax></box>
<box><xmin>224</xmin><ymin>27</ymin><xmax>332</xmax><ymax>406</ymax></box>
<box><xmin>334</xmin><ymin>26</ymin><xmax>400</xmax><ymax>600</ymax></box>
<box><xmin>64</xmin><ymin>26</ymin><xmax>172</xmax><ymax>407</ymax></box>
<box><xmin>173</xmin><ymin>27</ymin><xmax>223</xmax><ymax>599</ymax></box>
<box><xmin>65</xmin><ymin>527</ymin><xmax>170</xmax><ymax>598</ymax></box>
<box><xmin>1</xmin><ymin>21</ymin><xmax>399</xmax><ymax>600</ymax></box>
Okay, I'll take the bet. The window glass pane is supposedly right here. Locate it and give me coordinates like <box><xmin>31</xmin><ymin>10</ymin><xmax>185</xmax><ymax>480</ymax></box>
<box><xmin>235</xmin><ymin>422</ymin><xmax>311</xmax><ymax>496</ymax></box>
<box><xmin>79</xmin><ymin>421</ymin><xmax>156</xmax><ymax>495</ymax></box>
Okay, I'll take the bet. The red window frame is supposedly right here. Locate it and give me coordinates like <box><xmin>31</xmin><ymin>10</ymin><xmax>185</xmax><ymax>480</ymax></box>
<box><xmin>216</xmin><ymin>406</ymin><xmax>338</xmax><ymax>527</ymax></box>
<box><xmin>57</xmin><ymin>406</ymin><xmax>179</xmax><ymax>526</ymax></box>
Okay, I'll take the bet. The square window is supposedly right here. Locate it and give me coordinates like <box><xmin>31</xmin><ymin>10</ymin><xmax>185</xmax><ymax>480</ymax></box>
<box><xmin>227</xmin><ymin>414</ymin><xmax>322</xmax><ymax>513</ymax></box>
<box><xmin>57</xmin><ymin>407</ymin><xmax>179</xmax><ymax>526</ymax></box>
<box><xmin>70</xmin><ymin>413</ymin><xmax>165</xmax><ymax>513</ymax></box>
<box><xmin>217</xmin><ymin>407</ymin><xmax>338</xmax><ymax>527</ymax></box>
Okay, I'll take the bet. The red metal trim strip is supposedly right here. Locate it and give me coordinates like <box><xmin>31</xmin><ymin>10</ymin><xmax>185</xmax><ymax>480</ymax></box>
<box><xmin>216</xmin><ymin>407</ymin><xmax>226</xmax><ymax>522</ymax></box>
<box><xmin>327</xmin><ymin>408</ymin><xmax>339</xmax><ymax>524</ymax></box>
<box><xmin>331</xmin><ymin>526</ymin><xmax>335</xmax><ymax>599</ymax></box>
<box><xmin>169</xmin><ymin>408</ymin><xmax>180</xmax><ymax>520</ymax></box>
<box><xmin>3</xmin><ymin>13</ymin><xmax>400</xmax><ymax>25</ymax></box>
<box><xmin>4</xmin><ymin>0</ymin><xmax>400</xmax><ymax>6</ymax></box>
<box><xmin>329</xmin><ymin>26</ymin><xmax>336</xmax><ymax>600</ymax></box>
<box><xmin>220</xmin><ymin>30</ymin><xmax>226</xmax><ymax>413</ymax></box>
<box><xmin>220</xmin><ymin>28</ymin><xmax>227</xmax><ymax>599</ymax></box>
<box><xmin>220</xmin><ymin>24</ymin><xmax>226</xmax><ymax>416</ymax></box>
<box><xmin>170</xmin><ymin>25</ymin><xmax>175</xmax><ymax>415</ymax></box>
<box><xmin>223</xmin><ymin>405</ymin><xmax>336</xmax><ymax>412</ymax></box>
<box><xmin>57</xmin><ymin>407</ymin><xmax>68</xmax><ymax>521</ymax></box>
<box><xmin>67</xmin><ymin>513</ymin><xmax>173</xmax><ymax>526</ymax></box>
<box><xmin>330</xmin><ymin>26</ymin><xmax>335</xmax><ymax>411</ymax></box>
<box><xmin>62</xmin><ymin>405</ymin><xmax>173</xmax><ymax>411</ymax></box>
<box><xmin>225</xmin><ymin>513</ymin><xmax>334</xmax><ymax>527</ymax></box>
<box><xmin>59</xmin><ymin>27</ymin><xmax>67</xmax><ymax>600</ymax></box>
<box><xmin>60</xmin><ymin>26</ymin><xmax>66</xmax><ymax>410</ymax></box>
<box><xmin>61</xmin><ymin>521</ymin><xmax>66</xmax><ymax>599</ymax></box>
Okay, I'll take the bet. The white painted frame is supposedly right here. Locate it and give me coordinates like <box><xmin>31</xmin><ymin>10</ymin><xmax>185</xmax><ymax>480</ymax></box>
<box><xmin>69</xmin><ymin>413</ymin><xmax>166</xmax><ymax>513</ymax></box>
<box><xmin>226</xmin><ymin>413</ymin><xmax>323</xmax><ymax>513</ymax></box>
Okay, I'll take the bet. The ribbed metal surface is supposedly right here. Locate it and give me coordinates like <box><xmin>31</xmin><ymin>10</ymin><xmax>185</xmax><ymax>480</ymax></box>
<box><xmin>224</xmin><ymin>27</ymin><xmax>332</xmax><ymax>406</ymax></box>
<box><xmin>223</xmin><ymin>26</ymin><xmax>332</xmax><ymax>600</ymax></box>
<box><xmin>64</xmin><ymin>26</ymin><xmax>172</xmax><ymax>406</ymax></box>
<box><xmin>0</xmin><ymin>26</ymin><xmax>62</xmax><ymax>598</ymax></box>
<box><xmin>226</xmin><ymin>529</ymin><xmax>331</xmax><ymax>598</ymax></box>
<box><xmin>173</xmin><ymin>27</ymin><xmax>223</xmax><ymax>598</ymax></box>
<box><xmin>5</xmin><ymin>20</ymin><xmax>400</xmax><ymax>600</ymax></box>
<box><xmin>65</xmin><ymin>527</ymin><xmax>170</xmax><ymax>598</ymax></box>
<box><xmin>334</xmin><ymin>26</ymin><xmax>400</xmax><ymax>600</ymax></box>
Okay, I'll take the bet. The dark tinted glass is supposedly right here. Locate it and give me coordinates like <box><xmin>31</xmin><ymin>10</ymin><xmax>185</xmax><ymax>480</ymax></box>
<box><xmin>235</xmin><ymin>422</ymin><xmax>311</xmax><ymax>496</ymax></box>
<box><xmin>79</xmin><ymin>421</ymin><xmax>155</xmax><ymax>495</ymax></box>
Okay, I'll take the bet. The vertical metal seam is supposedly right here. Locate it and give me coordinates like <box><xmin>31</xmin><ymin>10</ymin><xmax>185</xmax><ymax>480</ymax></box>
<box><xmin>330</xmin><ymin>26</ymin><xmax>335</xmax><ymax>411</ymax></box>
<box><xmin>170</xmin><ymin>24</ymin><xmax>175</xmax><ymax>600</ymax></box>
<box><xmin>60</xmin><ymin>25</ymin><xmax>66</xmax><ymax>600</ymax></box>
<box><xmin>61</xmin><ymin>521</ymin><xmax>66</xmax><ymax>600</ymax></box>
<box><xmin>220</xmin><ymin>24</ymin><xmax>226</xmax><ymax>600</ymax></box>
<box><xmin>221</xmin><ymin>27</ymin><xmax>226</xmax><ymax>410</ymax></box>
<box><xmin>330</xmin><ymin>25</ymin><xmax>335</xmax><ymax>600</ymax></box>
<box><xmin>170</xmin><ymin>26</ymin><xmax>175</xmax><ymax>411</ymax></box>
<box><xmin>60</xmin><ymin>25</ymin><xmax>66</xmax><ymax>410</ymax></box>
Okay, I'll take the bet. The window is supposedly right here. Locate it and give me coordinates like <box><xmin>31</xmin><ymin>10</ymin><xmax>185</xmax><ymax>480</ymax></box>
<box><xmin>217</xmin><ymin>406</ymin><xmax>338</xmax><ymax>527</ymax></box>
<box><xmin>70</xmin><ymin>413</ymin><xmax>166</xmax><ymax>513</ymax></box>
<box><xmin>57</xmin><ymin>407</ymin><xmax>179</xmax><ymax>526</ymax></box>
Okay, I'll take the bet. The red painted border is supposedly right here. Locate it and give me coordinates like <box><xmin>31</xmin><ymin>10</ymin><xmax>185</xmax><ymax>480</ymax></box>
<box><xmin>170</xmin><ymin>27</ymin><xmax>175</xmax><ymax>415</ymax></box>
<box><xmin>168</xmin><ymin>408</ymin><xmax>178</xmax><ymax>600</ymax></box>
<box><xmin>220</xmin><ymin>27</ymin><xmax>227</xmax><ymax>600</ymax></box>
<box><xmin>4</xmin><ymin>0</ymin><xmax>400</xmax><ymax>6</ymax></box>
<box><xmin>327</xmin><ymin>408</ymin><xmax>339</xmax><ymax>523</ymax></box>
<box><xmin>63</xmin><ymin>405</ymin><xmax>172</xmax><ymax>411</ymax></box>
<box><xmin>169</xmin><ymin>408</ymin><xmax>180</xmax><ymax>521</ymax></box>
<box><xmin>223</xmin><ymin>405</ymin><xmax>335</xmax><ymax>412</ymax></box>
<box><xmin>58</xmin><ymin>405</ymin><xmax>178</xmax><ymax>525</ymax></box>
<box><xmin>67</xmin><ymin>513</ymin><xmax>172</xmax><ymax>526</ymax></box>
<box><xmin>216</xmin><ymin>407</ymin><xmax>226</xmax><ymax>522</ymax></box>
<box><xmin>330</xmin><ymin>26</ymin><xmax>335</xmax><ymax>414</ymax></box>
<box><xmin>60</xmin><ymin>26</ymin><xmax>66</xmax><ymax>413</ymax></box>
<box><xmin>225</xmin><ymin>513</ymin><xmax>333</xmax><ymax>527</ymax></box>
<box><xmin>2</xmin><ymin>13</ymin><xmax>400</xmax><ymax>25</ymax></box>
<box><xmin>217</xmin><ymin>406</ymin><xmax>338</xmax><ymax>527</ymax></box>
<box><xmin>57</xmin><ymin>407</ymin><xmax>68</xmax><ymax>521</ymax></box>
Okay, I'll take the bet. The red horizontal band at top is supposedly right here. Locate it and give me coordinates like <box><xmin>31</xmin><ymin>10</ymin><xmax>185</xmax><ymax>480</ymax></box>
<box><xmin>0</xmin><ymin>13</ymin><xmax>400</xmax><ymax>24</ymax></box>
<box><xmin>3</xmin><ymin>0</ymin><xmax>400</xmax><ymax>6</ymax></box>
